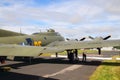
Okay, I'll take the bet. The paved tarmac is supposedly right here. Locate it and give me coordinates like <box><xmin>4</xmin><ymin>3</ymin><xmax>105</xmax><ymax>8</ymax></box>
<box><xmin>0</xmin><ymin>51</ymin><xmax>119</xmax><ymax>80</ymax></box>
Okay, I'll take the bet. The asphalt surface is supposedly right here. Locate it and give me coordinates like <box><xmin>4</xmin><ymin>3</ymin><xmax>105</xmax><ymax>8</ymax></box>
<box><xmin>0</xmin><ymin>51</ymin><xmax>120</xmax><ymax>80</ymax></box>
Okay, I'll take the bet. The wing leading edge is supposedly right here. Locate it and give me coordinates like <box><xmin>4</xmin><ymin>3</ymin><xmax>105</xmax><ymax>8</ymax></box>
<box><xmin>0</xmin><ymin>44</ymin><xmax>64</xmax><ymax>57</ymax></box>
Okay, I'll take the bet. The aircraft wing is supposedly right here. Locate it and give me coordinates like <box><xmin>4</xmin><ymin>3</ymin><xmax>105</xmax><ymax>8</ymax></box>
<box><xmin>0</xmin><ymin>44</ymin><xmax>64</xmax><ymax>57</ymax></box>
<box><xmin>47</xmin><ymin>39</ymin><xmax>120</xmax><ymax>50</ymax></box>
<box><xmin>0</xmin><ymin>39</ymin><xmax>120</xmax><ymax>57</ymax></box>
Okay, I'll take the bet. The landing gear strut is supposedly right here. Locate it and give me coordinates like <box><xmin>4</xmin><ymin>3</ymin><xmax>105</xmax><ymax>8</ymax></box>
<box><xmin>97</xmin><ymin>48</ymin><xmax>101</xmax><ymax>55</ymax></box>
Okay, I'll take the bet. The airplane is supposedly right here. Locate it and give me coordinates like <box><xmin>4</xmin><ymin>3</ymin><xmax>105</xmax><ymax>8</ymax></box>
<box><xmin>88</xmin><ymin>35</ymin><xmax>111</xmax><ymax>55</ymax></box>
<box><xmin>0</xmin><ymin>29</ymin><xmax>120</xmax><ymax>64</ymax></box>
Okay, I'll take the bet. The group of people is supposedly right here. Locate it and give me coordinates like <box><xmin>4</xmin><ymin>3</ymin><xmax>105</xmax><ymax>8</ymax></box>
<box><xmin>67</xmin><ymin>49</ymin><xmax>87</xmax><ymax>63</ymax></box>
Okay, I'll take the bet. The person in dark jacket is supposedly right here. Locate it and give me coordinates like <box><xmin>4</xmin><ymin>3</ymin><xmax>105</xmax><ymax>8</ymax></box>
<box><xmin>82</xmin><ymin>52</ymin><xmax>86</xmax><ymax>62</ymax></box>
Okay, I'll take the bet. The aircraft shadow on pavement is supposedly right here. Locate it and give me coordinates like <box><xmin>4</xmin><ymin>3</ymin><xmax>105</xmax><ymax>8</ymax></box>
<box><xmin>1</xmin><ymin>57</ymin><xmax>119</xmax><ymax>69</ymax></box>
<box><xmin>1</xmin><ymin>58</ymin><xmax>72</xmax><ymax>69</ymax></box>
<box><xmin>0</xmin><ymin>71</ymin><xmax>59</xmax><ymax>80</ymax></box>
<box><xmin>0</xmin><ymin>57</ymin><xmax>102</xmax><ymax>69</ymax></box>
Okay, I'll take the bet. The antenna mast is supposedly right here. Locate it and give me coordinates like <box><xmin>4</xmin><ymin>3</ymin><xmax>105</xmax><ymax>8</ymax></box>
<box><xmin>20</xmin><ymin>27</ymin><xmax>22</xmax><ymax>35</ymax></box>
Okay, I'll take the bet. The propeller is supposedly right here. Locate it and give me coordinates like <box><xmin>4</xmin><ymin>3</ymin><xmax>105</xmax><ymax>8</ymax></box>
<box><xmin>89</xmin><ymin>35</ymin><xmax>111</xmax><ymax>40</ymax></box>
<box><xmin>80</xmin><ymin>37</ymin><xmax>86</xmax><ymax>41</ymax></box>
<box><xmin>66</xmin><ymin>37</ymin><xmax>86</xmax><ymax>41</ymax></box>
<box><xmin>66</xmin><ymin>38</ymin><xmax>70</xmax><ymax>41</ymax></box>
<box><xmin>75</xmin><ymin>39</ymin><xmax>78</xmax><ymax>41</ymax></box>
<box><xmin>88</xmin><ymin>36</ymin><xmax>94</xmax><ymax>40</ymax></box>
<box><xmin>103</xmin><ymin>35</ymin><xmax>111</xmax><ymax>40</ymax></box>
<box><xmin>88</xmin><ymin>35</ymin><xmax>111</xmax><ymax>55</ymax></box>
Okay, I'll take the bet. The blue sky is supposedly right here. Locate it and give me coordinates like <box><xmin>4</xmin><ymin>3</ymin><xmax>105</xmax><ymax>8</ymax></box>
<box><xmin>0</xmin><ymin>0</ymin><xmax>120</xmax><ymax>39</ymax></box>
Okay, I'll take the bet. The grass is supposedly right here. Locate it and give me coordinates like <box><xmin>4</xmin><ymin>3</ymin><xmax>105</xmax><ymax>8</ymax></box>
<box><xmin>40</xmin><ymin>53</ymin><xmax>52</xmax><ymax>57</ymax></box>
<box><xmin>90</xmin><ymin>55</ymin><xmax>120</xmax><ymax>80</ymax></box>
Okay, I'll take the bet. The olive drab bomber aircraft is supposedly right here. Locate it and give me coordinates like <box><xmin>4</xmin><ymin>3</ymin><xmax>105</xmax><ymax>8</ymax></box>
<box><xmin>0</xmin><ymin>29</ymin><xmax>120</xmax><ymax>64</ymax></box>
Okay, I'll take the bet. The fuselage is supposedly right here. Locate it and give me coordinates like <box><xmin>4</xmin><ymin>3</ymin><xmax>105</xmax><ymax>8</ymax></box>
<box><xmin>0</xmin><ymin>30</ymin><xmax>65</xmax><ymax>46</ymax></box>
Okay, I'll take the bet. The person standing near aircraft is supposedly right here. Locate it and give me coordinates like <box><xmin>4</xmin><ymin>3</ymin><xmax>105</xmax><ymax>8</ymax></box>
<box><xmin>67</xmin><ymin>50</ymin><xmax>74</xmax><ymax>63</ymax></box>
<box><xmin>82</xmin><ymin>52</ymin><xmax>86</xmax><ymax>62</ymax></box>
<box><xmin>0</xmin><ymin>57</ymin><xmax>5</xmax><ymax>64</ymax></box>
<box><xmin>69</xmin><ymin>52</ymin><xmax>74</xmax><ymax>63</ymax></box>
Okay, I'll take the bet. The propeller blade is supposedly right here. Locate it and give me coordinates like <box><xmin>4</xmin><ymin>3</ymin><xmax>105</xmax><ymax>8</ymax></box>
<box><xmin>103</xmin><ymin>35</ymin><xmax>111</xmax><ymax>40</ymax></box>
<box><xmin>88</xmin><ymin>36</ymin><xmax>94</xmax><ymax>40</ymax></box>
<box><xmin>66</xmin><ymin>38</ymin><xmax>70</xmax><ymax>41</ymax></box>
<box><xmin>80</xmin><ymin>37</ymin><xmax>86</xmax><ymax>41</ymax></box>
<box><xmin>75</xmin><ymin>39</ymin><xmax>78</xmax><ymax>41</ymax></box>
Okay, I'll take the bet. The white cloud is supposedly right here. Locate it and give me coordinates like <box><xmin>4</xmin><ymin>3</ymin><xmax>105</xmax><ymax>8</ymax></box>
<box><xmin>0</xmin><ymin>0</ymin><xmax>120</xmax><ymax>39</ymax></box>
<box><xmin>0</xmin><ymin>26</ymin><xmax>37</xmax><ymax>34</ymax></box>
